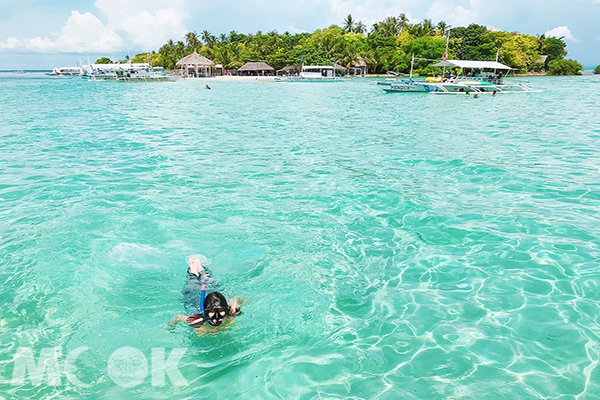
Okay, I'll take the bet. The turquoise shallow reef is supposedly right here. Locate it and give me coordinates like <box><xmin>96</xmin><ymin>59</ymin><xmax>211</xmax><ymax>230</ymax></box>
<box><xmin>1</xmin><ymin>73</ymin><xmax>600</xmax><ymax>399</ymax></box>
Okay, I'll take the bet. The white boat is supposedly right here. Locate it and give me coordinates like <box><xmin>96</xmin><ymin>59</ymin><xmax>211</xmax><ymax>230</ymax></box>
<box><xmin>46</xmin><ymin>66</ymin><xmax>84</xmax><ymax>76</ymax></box>
<box><xmin>115</xmin><ymin>68</ymin><xmax>178</xmax><ymax>82</ymax></box>
<box><xmin>87</xmin><ymin>70</ymin><xmax>118</xmax><ymax>81</ymax></box>
<box><xmin>277</xmin><ymin>65</ymin><xmax>345</xmax><ymax>82</ymax></box>
<box><xmin>420</xmin><ymin>60</ymin><xmax>537</xmax><ymax>94</ymax></box>
<box><xmin>86</xmin><ymin>64</ymin><xmax>177</xmax><ymax>82</ymax></box>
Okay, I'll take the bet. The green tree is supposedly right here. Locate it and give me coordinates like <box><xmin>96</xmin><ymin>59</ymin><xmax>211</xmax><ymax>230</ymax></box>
<box><xmin>372</xmin><ymin>16</ymin><xmax>403</xmax><ymax>37</ymax></box>
<box><xmin>539</xmin><ymin>36</ymin><xmax>567</xmax><ymax>61</ymax></box>
<box><xmin>594</xmin><ymin>65</ymin><xmax>600</xmax><ymax>74</ymax></box>
<box><xmin>499</xmin><ymin>34</ymin><xmax>540</xmax><ymax>72</ymax></box>
<box><xmin>131</xmin><ymin>52</ymin><xmax>164</xmax><ymax>66</ymax></box>
<box><xmin>407</xmin><ymin>19</ymin><xmax>436</xmax><ymax>38</ymax></box>
<box><xmin>402</xmin><ymin>36</ymin><xmax>447</xmax><ymax>70</ymax></box>
<box><xmin>365</xmin><ymin>33</ymin><xmax>402</xmax><ymax>72</ymax></box>
<box><xmin>547</xmin><ymin>59</ymin><xmax>583</xmax><ymax>75</ymax></box>
<box><xmin>95</xmin><ymin>57</ymin><xmax>113</xmax><ymax>64</ymax></box>
<box><xmin>450</xmin><ymin>24</ymin><xmax>489</xmax><ymax>60</ymax></box>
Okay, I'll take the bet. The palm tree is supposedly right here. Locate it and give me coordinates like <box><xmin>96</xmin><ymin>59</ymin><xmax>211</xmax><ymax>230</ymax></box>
<box><xmin>372</xmin><ymin>16</ymin><xmax>402</xmax><ymax>37</ymax></box>
<box><xmin>354</xmin><ymin>21</ymin><xmax>366</xmax><ymax>35</ymax></box>
<box><xmin>399</xmin><ymin>13</ymin><xmax>409</xmax><ymax>28</ymax></box>
<box><xmin>343</xmin><ymin>14</ymin><xmax>355</xmax><ymax>33</ymax></box>
<box><xmin>201</xmin><ymin>30</ymin><xmax>216</xmax><ymax>47</ymax></box>
<box><xmin>437</xmin><ymin>21</ymin><xmax>449</xmax><ymax>37</ymax></box>
<box><xmin>184</xmin><ymin>31</ymin><xmax>200</xmax><ymax>50</ymax></box>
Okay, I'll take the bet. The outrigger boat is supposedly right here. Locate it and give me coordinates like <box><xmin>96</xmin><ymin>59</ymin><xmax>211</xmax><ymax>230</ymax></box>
<box><xmin>420</xmin><ymin>60</ymin><xmax>537</xmax><ymax>94</ymax></box>
<box><xmin>87</xmin><ymin>63</ymin><xmax>177</xmax><ymax>82</ymax></box>
<box><xmin>382</xmin><ymin>54</ymin><xmax>431</xmax><ymax>93</ymax></box>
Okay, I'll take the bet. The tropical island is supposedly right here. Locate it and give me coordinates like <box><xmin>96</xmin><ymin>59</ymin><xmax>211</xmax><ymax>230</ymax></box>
<box><xmin>96</xmin><ymin>15</ymin><xmax>583</xmax><ymax>76</ymax></box>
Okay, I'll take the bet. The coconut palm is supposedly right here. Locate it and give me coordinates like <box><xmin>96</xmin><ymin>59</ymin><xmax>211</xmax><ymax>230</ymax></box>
<box><xmin>372</xmin><ymin>16</ymin><xmax>402</xmax><ymax>37</ymax></box>
<box><xmin>184</xmin><ymin>31</ymin><xmax>200</xmax><ymax>50</ymax></box>
<box><xmin>201</xmin><ymin>30</ymin><xmax>216</xmax><ymax>46</ymax></box>
<box><xmin>354</xmin><ymin>21</ymin><xmax>366</xmax><ymax>35</ymax></box>
<box><xmin>343</xmin><ymin>14</ymin><xmax>355</xmax><ymax>33</ymax></box>
<box><xmin>437</xmin><ymin>21</ymin><xmax>450</xmax><ymax>37</ymax></box>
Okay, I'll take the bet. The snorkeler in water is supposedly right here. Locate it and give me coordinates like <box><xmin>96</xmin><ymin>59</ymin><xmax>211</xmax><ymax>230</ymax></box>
<box><xmin>169</xmin><ymin>256</ymin><xmax>248</xmax><ymax>334</ymax></box>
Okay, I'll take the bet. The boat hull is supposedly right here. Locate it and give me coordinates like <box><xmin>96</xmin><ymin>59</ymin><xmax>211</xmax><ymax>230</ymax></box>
<box><xmin>382</xmin><ymin>80</ymin><xmax>427</xmax><ymax>92</ymax></box>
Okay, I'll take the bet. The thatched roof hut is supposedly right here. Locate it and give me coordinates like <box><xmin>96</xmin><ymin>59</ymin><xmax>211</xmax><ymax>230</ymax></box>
<box><xmin>276</xmin><ymin>65</ymin><xmax>301</xmax><ymax>76</ymax></box>
<box><xmin>237</xmin><ymin>61</ymin><xmax>275</xmax><ymax>76</ymax></box>
<box><xmin>344</xmin><ymin>57</ymin><xmax>368</xmax><ymax>75</ymax></box>
<box><xmin>176</xmin><ymin>52</ymin><xmax>216</xmax><ymax>77</ymax></box>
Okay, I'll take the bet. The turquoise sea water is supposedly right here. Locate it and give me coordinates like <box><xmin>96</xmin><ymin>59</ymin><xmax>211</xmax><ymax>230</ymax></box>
<box><xmin>1</xmin><ymin>73</ymin><xmax>600</xmax><ymax>399</ymax></box>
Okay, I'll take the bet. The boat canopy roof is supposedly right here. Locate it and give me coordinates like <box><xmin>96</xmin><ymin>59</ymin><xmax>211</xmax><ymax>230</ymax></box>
<box><xmin>432</xmin><ymin>60</ymin><xmax>512</xmax><ymax>70</ymax></box>
<box><xmin>302</xmin><ymin>65</ymin><xmax>346</xmax><ymax>70</ymax></box>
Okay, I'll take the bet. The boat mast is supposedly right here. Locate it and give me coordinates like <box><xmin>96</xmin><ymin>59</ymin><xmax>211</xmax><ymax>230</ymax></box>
<box><xmin>443</xmin><ymin>32</ymin><xmax>450</xmax><ymax>76</ymax></box>
<box><xmin>494</xmin><ymin>49</ymin><xmax>499</xmax><ymax>79</ymax></box>
<box><xmin>409</xmin><ymin>53</ymin><xmax>415</xmax><ymax>80</ymax></box>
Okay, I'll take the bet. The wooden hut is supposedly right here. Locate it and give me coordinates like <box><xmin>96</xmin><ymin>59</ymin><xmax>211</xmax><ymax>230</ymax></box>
<box><xmin>176</xmin><ymin>52</ymin><xmax>216</xmax><ymax>77</ymax></box>
<box><xmin>237</xmin><ymin>62</ymin><xmax>275</xmax><ymax>76</ymax></box>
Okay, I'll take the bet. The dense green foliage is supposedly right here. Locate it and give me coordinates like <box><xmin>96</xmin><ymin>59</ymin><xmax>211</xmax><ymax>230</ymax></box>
<box><xmin>115</xmin><ymin>15</ymin><xmax>578</xmax><ymax>75</ymax></box>
<box><xmin>94</xmin><ymin>57</ymin><xmax>113</xmax><ymax>64</ymax></box>
<box><xmin>547</xmin><ymin>59</ymin><xmax>583</xmax><ymax>75</ymax></box>
<box><xmin>594</xmin><ymin>65</ymin><xmax>600</xmax><ymax>74</ymax></box>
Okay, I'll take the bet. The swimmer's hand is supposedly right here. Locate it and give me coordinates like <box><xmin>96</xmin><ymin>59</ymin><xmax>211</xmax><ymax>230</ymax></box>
<box><xmin>229</xmin><ymin>296</ymin><xmax>249</xmax><ymax>315</ymax></box>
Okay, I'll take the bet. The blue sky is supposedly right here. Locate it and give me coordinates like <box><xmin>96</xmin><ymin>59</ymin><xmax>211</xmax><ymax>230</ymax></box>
<box><xmin>1</xmin><ymin>0</ymin><xmax>598</xmax><ymax>69</ymax></box>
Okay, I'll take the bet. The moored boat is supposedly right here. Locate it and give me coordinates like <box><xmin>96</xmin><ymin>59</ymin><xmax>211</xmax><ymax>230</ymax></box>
<box><xmin>420</xmin><ymin>60</ymin><xmax>537</xmax><ymax>94</ymax></box>
<box><xmin>277</xmin><ymin>65</ymin><xmax>345</xmax><ymax>82</ymax></box>
<box><xmin>381</xmin><ymin>54</ymin><xmax>428</xmax><ymax>93</ymax></box>
<box><xmin>115</xmin><ymin>68</ymin><xmax>178</xmax><ymax>82</ymax></box>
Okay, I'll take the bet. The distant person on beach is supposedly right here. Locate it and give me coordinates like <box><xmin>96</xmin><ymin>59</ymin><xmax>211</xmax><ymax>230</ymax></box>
<box><xmin>205</xmin><ymin>85</ymin><xmax>211</xmax><ymax>90</ymax></box>
<box><xmin>169</xmin><ymin>256</ymin><xmax>248</xmax><ymax>334</ymax></box>
<box><xmin>492</xmin><ymin>91</ymin><xmax>497</xmax><ymax>96</ymax></box>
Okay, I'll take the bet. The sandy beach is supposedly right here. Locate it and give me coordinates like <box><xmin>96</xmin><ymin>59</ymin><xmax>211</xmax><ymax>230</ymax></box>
<box><xmin>180</xmin><ymin>75</ymin><xmax>278</xmax><ymax>82</ymax></box>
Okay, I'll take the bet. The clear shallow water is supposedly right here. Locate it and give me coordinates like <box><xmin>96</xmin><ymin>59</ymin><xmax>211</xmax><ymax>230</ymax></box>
<box><xmin>1</xmin><ymin>73</ymin><xmax>600</xmax><ymax>399</ymax></box>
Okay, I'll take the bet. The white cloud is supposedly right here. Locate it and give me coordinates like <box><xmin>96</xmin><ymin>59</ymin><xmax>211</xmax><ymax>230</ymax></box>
<box><xmin>426</xmin><ymin>1</ymin><xmax>477</xmax><ymax>27</ymax></box>
<box><xmin>0</xmin><ymin>1</ymin><xmax>190</xmax><ymax>53</ymax></box>
<box><xmin>545</xmin><ymin>25</ymin><xmax>579</xmax><ymax>42</ymax></box>
<box><xmin>121</xmin><ymin>9</ymin><xmax>189</xmax><ymax>48</ymax></box>
<box><xmin>0</xmin><ymin>11</ymin><xmax>122</xmax><ymax>53</ymax></box>
<box><xmin>0</xmin><ymin>36</ymin><xmax>20</xmax><ymax>50</ymax></box>
<box><xmin>95</xmin><ymin>0</ymin><xmax>190</xmax><ymax>49</ymax></box>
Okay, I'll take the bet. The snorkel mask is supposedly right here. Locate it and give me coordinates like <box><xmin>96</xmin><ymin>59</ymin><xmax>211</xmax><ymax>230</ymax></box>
<box><xmin>200</xmin><ymin>285</ymin><xmax>229</xmax><ymax>327</ymax></box>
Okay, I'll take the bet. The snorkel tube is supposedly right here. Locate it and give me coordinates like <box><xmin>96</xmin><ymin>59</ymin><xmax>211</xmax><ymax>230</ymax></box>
<box><xmin>200</xmin><ymin>284</ymin><xmax>207</xmax><ymax>319</ymax></box>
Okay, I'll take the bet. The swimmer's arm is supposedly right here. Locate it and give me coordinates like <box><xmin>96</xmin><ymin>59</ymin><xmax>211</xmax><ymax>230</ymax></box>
<box><xmin>169</xmin><ymin>315</ymin><xmax>188</xmax><ymax>327</ymax></box>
